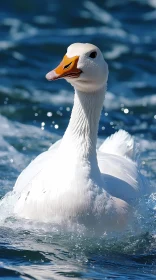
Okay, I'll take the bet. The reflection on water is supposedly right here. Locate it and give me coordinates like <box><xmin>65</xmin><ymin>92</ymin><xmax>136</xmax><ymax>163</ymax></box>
<box><xmin>0</xmin><ymin>0</ymin><xmax>156</xmax><ymax>279</ymax></box>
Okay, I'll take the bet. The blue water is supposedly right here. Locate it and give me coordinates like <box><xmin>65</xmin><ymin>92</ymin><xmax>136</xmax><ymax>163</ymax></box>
<box><xmin>0</xmin><ymin>0</ymin><xmax>156</xmax><ymax>279</ymax></box>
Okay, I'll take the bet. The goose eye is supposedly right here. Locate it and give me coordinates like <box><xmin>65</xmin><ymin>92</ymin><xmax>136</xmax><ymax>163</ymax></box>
<box><xmin>89</xmin><ymin>51</ymin><xmax>97</xmax><ymax>59</ymax></box>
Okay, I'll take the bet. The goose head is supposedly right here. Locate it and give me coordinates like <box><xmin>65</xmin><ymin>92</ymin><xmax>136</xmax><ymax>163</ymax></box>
<box><xmin>46</xmin><ymin>43</ymin><xmax>108</xmax><ymax>93</ymax></box>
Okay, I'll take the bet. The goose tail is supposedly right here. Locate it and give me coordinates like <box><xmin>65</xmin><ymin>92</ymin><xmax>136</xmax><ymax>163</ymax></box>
<box><xmin>99</xmin><ymin>130</ymin><xmax>138</xmax><ymax>161</ymax></box>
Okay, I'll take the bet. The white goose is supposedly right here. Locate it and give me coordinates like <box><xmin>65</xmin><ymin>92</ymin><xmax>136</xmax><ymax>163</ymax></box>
<box><xmin>8</xmin><ymin>43</ymin><xmax>148</xmax><ymax>232</ymax></box>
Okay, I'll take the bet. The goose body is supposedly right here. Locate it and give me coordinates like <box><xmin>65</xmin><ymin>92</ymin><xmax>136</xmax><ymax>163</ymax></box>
<box><xmin>5</xmin><ymin>43</ymin><xmax>148</xmax><ymax>232</ymax></box>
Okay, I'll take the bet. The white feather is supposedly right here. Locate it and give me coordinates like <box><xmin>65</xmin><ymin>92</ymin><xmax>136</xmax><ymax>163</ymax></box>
<box><xmin>99</xmin><ymin>129</ymin><xmax>138</xmax><ymax>160</ymax></box>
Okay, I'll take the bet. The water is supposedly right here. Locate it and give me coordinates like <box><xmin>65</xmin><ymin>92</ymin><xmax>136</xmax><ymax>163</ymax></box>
<box><xmin>0</xmin><ymin>0</ymin><xmax>156</xmax><ymax>278</ymax></box>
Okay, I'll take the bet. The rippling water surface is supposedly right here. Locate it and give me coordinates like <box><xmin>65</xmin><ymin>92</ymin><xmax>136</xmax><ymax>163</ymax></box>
<box><xmin>0</xmin><ymin>0</ymin><xmax>156</xmax><ymax>279</ymax></box>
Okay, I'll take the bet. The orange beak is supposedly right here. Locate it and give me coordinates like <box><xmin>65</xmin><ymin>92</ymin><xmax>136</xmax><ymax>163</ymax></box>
<box><xmin>46</xmin><ymin>55</ymin><xmax>82</xmax><ymax>81</ymax></box>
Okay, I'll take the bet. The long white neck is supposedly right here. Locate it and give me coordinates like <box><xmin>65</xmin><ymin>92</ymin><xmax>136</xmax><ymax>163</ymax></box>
<box><xmin>61</xmin><ymin>86</ymin><xmax>106</xmax><ymax>163</ymax></box>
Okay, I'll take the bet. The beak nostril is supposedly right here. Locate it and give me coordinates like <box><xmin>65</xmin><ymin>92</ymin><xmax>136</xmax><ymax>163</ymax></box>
<box><xmin>64</xmin><ymin>61</ymin><xmax>72</xmax><ymax>69</ymax></box>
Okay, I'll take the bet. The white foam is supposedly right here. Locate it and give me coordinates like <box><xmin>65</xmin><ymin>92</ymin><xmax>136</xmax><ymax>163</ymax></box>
<box><xmin>105</xmin><ymin>91</ymin><xmax>156</xmax><ymax>110</ymax></box>
<box><xmin>84</xmin><ymin>1</ymin><xmax>121</xmax><ymax>27</ymax></box>
<box><xmin>104</xmin><ymin>45</ymin><xmax>129</xmax><ymax>60</ymax></box>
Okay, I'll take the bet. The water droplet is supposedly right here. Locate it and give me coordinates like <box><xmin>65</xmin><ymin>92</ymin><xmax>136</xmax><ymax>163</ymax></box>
<box><xmin>124</xmin><ymin>108</ymin><xmax>129</xmax><ymax>114</ymax></box>
<box><xmin>47</xmin><ymin>112</ymin><xmax>52</xmax><ymax>117</ymax></box>
<box><xmin>54</xmin><ymin>124</ymin><xmax>59</xmax><ymax>129</ymax></box>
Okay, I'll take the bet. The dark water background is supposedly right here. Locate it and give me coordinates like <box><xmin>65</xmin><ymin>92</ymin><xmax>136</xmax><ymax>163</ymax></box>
<box><xmin>0</xmin><ymin>0</ymin><xmax>156</xmax><ymax>279</ymax></box>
